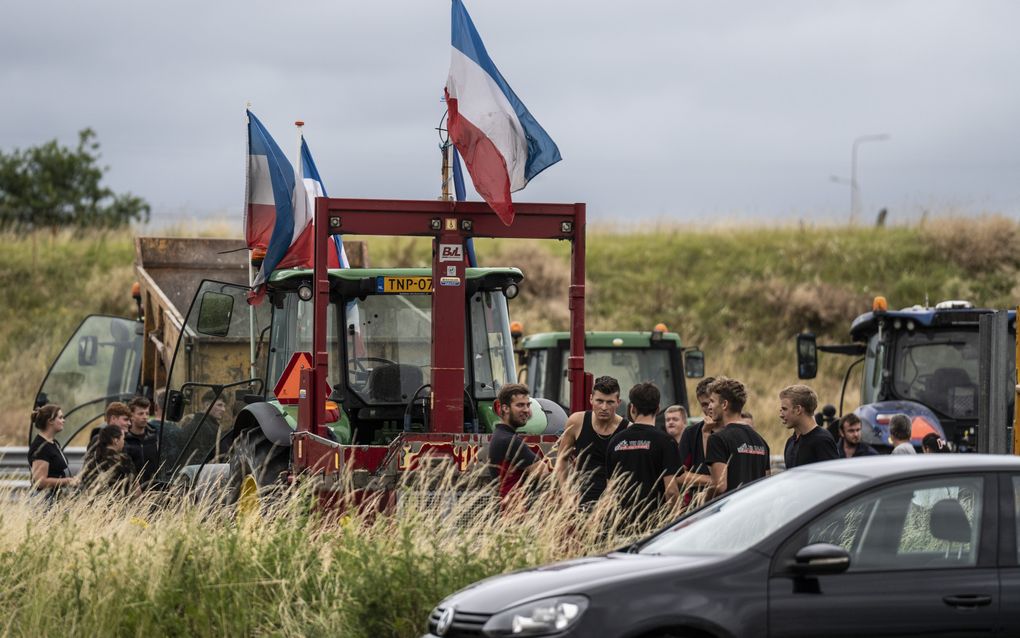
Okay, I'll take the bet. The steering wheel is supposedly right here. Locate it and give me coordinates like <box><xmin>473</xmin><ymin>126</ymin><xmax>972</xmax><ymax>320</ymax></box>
<box><xmin>349</xmin><ymin>356</ymin><xmax>397</xmax><ymax>373</ymax></box>
<box><xmin>347</xmin><ymin>356</ymin><xmax>398</xmax><ymax>387</ymax></box>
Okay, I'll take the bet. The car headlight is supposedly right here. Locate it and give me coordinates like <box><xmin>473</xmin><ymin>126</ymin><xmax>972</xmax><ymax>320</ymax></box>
<box><xmin>482</xmin><ymin>595</ymin><xmax>589</xmax><ymax>636</ymax></box>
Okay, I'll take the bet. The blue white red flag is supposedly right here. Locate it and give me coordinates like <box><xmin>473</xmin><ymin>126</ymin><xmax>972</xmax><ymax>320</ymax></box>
<box><xmin>445</xmin><ymin>0</ymin><xmax>561</xmax><ymax>226</ymax></box>
<box><xmin>245</xmin><ymin>110</ymin><xmax>291</xmax><ymax>254</ymax></box>
<box><xmin>246</xmin><ymin>113</ymin><xmax>339</xmax><ymax>301</ymax></box>
<box><xmin>301</xmin><ymin>137</ymin><xmax>349</xmax><ymax>268</ymax></box>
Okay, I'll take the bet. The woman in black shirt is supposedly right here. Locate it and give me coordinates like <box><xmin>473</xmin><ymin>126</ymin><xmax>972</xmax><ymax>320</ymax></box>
<box><xmin>28</xmin><ymin>404</ymin><xmax>77</xmax><ymax>497</ymax></box>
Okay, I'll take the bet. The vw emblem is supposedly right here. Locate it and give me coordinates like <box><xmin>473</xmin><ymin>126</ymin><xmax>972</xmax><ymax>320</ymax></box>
<box><xmin>436</xmin><ymin>605</ymin><xmax>455</xmax><ymax>636</ymax></box>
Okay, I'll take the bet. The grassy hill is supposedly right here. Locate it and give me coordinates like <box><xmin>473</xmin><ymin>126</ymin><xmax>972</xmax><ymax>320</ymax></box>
<box><xmin>2</xmin><ymin>216</ymin><xmax>1017</xmax><ymax>449</ymax></box>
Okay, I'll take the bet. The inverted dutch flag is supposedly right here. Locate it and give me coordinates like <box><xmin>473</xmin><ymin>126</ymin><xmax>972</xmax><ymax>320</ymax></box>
<box><xmin>246</xmin><ymin>113</ymin><xmax>339</xmax><ymax>300</ymax></box>
<box><xmin>445</xmin><ymin>0</ymin><xmax>561</xmax><ymax>226</ymax></box>
<box><xmin>244</xmin><ymin>110</ymin><xmax>290</xmax><ymax>255</ymax></box>
<box><xmin>300</xmin><ymin>137</ymin><xmax>349</xmax><ymax>268</ymax></box>
<box><xmin>270</xmin><ymin>133</ymin><xmax>342</xmax><ymax>277</ymax></box>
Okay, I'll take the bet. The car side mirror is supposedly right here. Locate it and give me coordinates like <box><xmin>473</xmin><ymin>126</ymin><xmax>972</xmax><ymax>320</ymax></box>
<box><xmin>196</xmin><ymin>291</ymin><xmax>234</xmax><ymax>337</ymax></box>
<box><xmin>165</xmin><ymin>389</ymin><xmax>185</xmax><ymax>422</ymax></box>
<box><xmin>790</xmin><ymin>543</ymin><xmax>850</xmax><ymax>576</ymax></box>
<box><xmin>684</xmin><ymin>348</ymin><xmax>705</xmax><ymax>378</ymax></box>
<box><xmin>78</xmin><ymin>335</ymin><xmax>98</xmax><ymax>367</ymax></box>
<box><xmin>796</xmin><ymin>333</ymin><xmax>818</xmax><ymax>380</ymax></box>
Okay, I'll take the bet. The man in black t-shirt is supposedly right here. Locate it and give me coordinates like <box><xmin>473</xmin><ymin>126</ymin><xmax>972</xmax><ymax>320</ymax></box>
<box><xmin>488</xmin><ymin>384</ymin><xmax>547</xmax><ymax>503</ymax></box>
<box><xmin>704</xmin><ymin>377</ymin><xmax>770</xmax><ymax>498</ymax></box>
<box><xmin>607</xmin><ymin>383</ymin><xmax>681</xmax><ymax>521</ymax></box>
<box><xmin>779</xmin><ymin>384</ymin><xmax>839</xmax><ymax>469</ymax></box>
<box><xmin>836</xmin><ymin>413</ymin><xmax>878</xmax><ymax>458</ymax></box>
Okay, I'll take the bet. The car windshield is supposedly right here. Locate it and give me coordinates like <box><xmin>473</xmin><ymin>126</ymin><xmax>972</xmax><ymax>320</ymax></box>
<box><xmin>638</xmin><ymin>470</ymin><xmax>860</xmax><ymax>556</ymax></box>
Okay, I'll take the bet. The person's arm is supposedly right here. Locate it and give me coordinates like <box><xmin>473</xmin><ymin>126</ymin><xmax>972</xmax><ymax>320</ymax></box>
<box><xmin>30</xmin><ymin>459</ymin><xmax>76</xmax><ymax>489</ymax></box>
<box><xmin>553</xmin><ymin>413</ymin><xmax>582</xmax><ymax>487</ymax></box>
<box><xmin>681</xmin><ymin>472</ymin><xmax>714</xmax><ymax>489</ymax></box>
<box><xmin>662</xmin><ymin>436</ymin><xmax>683</xmax><ymax>504</ymax></box>
<box><xmin>706</xmin><ymin>462</ymin><xmax>727</xmax><ymax>500</ymax></box>
<box><xmin>704</xmin><ymin>433</ymin><xmax>729</xmax><ymax>499</ymax></box>
<box><xmin>509</xmin><ymin>437</ymin><xmax>545</xmax><ymax>478</ymax></box>
<box><xmin>663</xmin><ymin>474</ymin><xmax>680</xmax><ymax>504</ymax></box>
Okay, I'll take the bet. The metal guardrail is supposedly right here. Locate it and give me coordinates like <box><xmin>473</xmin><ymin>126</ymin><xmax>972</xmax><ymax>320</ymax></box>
<box><xmin>0</xmin><ymin>446</ymin><xmax>86</xmax><ymax>479</ymax></box>
<box><xmin>0</xmin><ymin>446</ymin><xmax>783</xmax><ymax>477</ymax></box>
<box><xmin>0</xmin><ymin>447</ymin><xmax>785</xmax><ymax>497</ymax></box>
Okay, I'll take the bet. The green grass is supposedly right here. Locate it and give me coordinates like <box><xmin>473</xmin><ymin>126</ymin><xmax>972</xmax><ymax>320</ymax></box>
<box><xmin>0</xmin><ymin>229</ymin><xmax>136</xmax><ymax>445</ymax></box>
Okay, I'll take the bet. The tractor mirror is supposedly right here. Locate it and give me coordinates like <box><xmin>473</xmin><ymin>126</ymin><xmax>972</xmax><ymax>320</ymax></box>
<box><xmin>684</xmin><ymin>348</ymin><xmax>705</xmax><ymax>378</ymax></box>
<box><xmin>77</xmin><ymin>335</ymin><xmax>98</xmax><ymax>367</ymax></box>
<box><xmin>165</xmin><ymin>389</ymin><xmax>185</xmax><ymax>422</ymax></box>
<box><xmin>797</xmin><ymin>333</ymin><xmax>818</xmax><ymax>379</ymax></box>
<box><xmin>196</xmin><ymin>291</ymin><xmax>234</xmax><ymax>337</ymax></box>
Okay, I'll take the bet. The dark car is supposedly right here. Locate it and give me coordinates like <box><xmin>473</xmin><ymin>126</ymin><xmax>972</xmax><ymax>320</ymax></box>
<box><xmin>424</xmin><ymin>455</ymin><xmax>1020</xmax><ymax>637</ymax></box>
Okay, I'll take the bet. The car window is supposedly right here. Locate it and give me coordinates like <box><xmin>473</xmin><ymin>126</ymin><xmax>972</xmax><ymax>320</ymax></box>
<box><xmin>806</xmin><ymin>476</ymin><xmax>982</xmax><ymax>571</ymax></box>
<box><xmin>638</xmin><ymin>470</ymin><xmax>860</xmax><ymax>556</ymax></box>
<box><xmin>1013</xmin><ymin>476</ymin><xmax>1020</xmax><ymax>564</ymax></box>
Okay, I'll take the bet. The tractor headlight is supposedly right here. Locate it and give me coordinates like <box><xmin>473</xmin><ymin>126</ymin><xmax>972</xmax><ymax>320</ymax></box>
<box><xmin>482</xmin><ymin>595</ymin><xmax>588</xmax><ymax>636</ymax></box>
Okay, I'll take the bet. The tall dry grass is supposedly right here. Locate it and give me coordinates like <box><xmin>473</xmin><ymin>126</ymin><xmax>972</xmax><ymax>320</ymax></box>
<box><xmin>0</xmin><ymin>464</ymin><xmax>683</xmax><ymax>638</ymax></box>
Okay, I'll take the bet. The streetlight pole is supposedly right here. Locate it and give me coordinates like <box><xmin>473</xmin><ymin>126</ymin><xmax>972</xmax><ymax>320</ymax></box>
<box><xmin>849</xmin><ymin>133</ymin><xmax>890</xmax><ymax>225</ymax></box>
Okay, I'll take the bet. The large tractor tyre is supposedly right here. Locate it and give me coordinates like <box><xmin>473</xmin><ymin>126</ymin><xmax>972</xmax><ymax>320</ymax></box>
<box><xmin>226</xmin><ymin>428</ymin><xmax>291</xmax><ymax>514</ymax></box>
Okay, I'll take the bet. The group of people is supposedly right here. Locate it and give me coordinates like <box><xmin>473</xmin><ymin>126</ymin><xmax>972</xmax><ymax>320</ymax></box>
<box><xmin>487</xmin><ymin>374</ymin><xmax>954</xmax><ymax>522</ymax></box>
<box><xmin>28</xmin><ymin>393</ymin><xmax>165</xmax><ymax>501</ymax></box>
<box><xmin>487</xmin><ymin>375</ymin><xmax>773</xmax><ymax>523</ymax></box>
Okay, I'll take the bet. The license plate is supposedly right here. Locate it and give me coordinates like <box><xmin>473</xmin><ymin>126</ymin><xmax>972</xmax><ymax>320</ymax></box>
<box><xmin>377</xmin><ymin>276</ymin><xmax>433</xmax><ymax>294</ymax></box>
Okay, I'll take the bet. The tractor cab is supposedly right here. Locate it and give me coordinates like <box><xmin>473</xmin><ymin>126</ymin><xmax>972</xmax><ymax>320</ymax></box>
<box><xmin>519</xmin><ymin>326</ymin><xmax>704</xmax><ymax>419</ymax></box>
<box><xmin>153</xmin><ymin>265</ymin><xmax>565</xmax><ymax>486</ymax></box>
<box><xmin>797</xmin><ymin>298</ymin><xmax>1016</xmax><ymax>451</ymax></box>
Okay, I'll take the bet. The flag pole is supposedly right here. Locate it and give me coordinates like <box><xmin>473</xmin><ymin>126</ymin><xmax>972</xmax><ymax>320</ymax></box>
<box><xmin>245</xmin><ymin>104</ymin><xmax>258</xmax><ymax>379</ymax></box>
<box><xmin>441</xmin><ymin>142</ymin><xmax>453</xmax><ymax>202</ymax></box>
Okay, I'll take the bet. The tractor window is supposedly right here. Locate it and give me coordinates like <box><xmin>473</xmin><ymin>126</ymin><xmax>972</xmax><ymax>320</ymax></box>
<box><xmin>35</xmin><ymin>315</ymin><xmax>142</xmax><ymax>448</ymax></box>
<box><xmin>345</xmin><ymin>294</ymin><xmax>432</xmax><ymax>404</ymax></box>
<box><xmin>527</xmin><ymin>349</ymin><xmax>549</xmax><ymax>400</ymax></box>
<box><xmin>159</xmin><ymin>281</ymin><xmax>269</xmax><ymax>479</ymax></box>
<box><xmin>560</xmin><ymin>348</ymin><xmax>677</xmax><ymax>411</ymax></box>
<box><xmin>892</xmin><ymin>330</ymin><xmax>980</xmax><ymax>419</ymax></box>
<box><xmin>470</xmin><ymin>291</ymin><xmax>516</xmax><ymax>399</ymax></box>
<box><xmin>861</xmin><ymin>333</ymin><xmax>884</xmax><ymax>406</ymax></box>
<box><xmin>266</xmin><ymin>294</ymin><xmax>340</xmax><ymax>399</ymax></box>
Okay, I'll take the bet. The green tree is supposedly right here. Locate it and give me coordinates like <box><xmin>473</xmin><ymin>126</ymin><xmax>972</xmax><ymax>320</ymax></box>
<box><xmin>0</xmin><ymin>128</ymin><xmax>150</xmax><ymax>230</ymax></box>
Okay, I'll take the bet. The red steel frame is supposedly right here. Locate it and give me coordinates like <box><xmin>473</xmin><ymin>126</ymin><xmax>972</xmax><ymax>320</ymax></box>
<box><xmin>296</xmin><ymin>197</ymin><xmax>588</xmax><ymax>436</ymax></box>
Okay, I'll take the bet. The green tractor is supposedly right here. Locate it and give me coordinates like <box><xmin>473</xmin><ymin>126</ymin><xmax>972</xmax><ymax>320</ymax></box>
<box><xmin>517</xmin><ymin>325</ymin><xmax>705</xmax><ymax>424</ymax></box>
<box><xmin>34</xmin><ymin>237</ymin><xmax>569</xmax><ymax>499</ymax></box>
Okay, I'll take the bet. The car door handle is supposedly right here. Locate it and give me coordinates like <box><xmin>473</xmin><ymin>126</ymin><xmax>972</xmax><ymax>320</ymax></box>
<box><xmin>943</xmin><ymin>594</ymin><xmax>992</xmax><ymax>608</ymax></box>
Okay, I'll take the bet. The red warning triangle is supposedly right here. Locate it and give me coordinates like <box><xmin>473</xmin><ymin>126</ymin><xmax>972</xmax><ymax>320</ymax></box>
<box><xmin>274</xmin><ymin>352</ymin><xmax>316</xmax><ymax>405</ymax></box>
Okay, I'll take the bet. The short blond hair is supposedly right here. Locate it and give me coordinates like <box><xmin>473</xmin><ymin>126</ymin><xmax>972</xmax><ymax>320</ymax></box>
<box><xmin>665</xmin><ymin>405</ymin><xmax>687</xmax><ymax>420</ymax></box>
<box><xmin>779</xmin><ymin>384</ymin><xmax>818</xmax><ymax>415</ymax></box>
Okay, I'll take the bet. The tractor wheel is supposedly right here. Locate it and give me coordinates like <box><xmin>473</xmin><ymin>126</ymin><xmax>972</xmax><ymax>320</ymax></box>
<box><xmin>227</xmin><ymin>428</ymin><xmax>290</xmax><ymax>516</ymax></box>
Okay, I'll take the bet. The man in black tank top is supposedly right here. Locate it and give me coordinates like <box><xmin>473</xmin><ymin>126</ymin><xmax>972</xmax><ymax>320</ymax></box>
<box><xmin>554</xmin><ymin>376</ymin><xmax>628</xmax><ymax>507</ymax></box>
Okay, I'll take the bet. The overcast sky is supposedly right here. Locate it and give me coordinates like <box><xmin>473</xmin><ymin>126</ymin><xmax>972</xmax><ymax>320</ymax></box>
<box><xmin>3</xmin><ymin>0</ymin><xmax>1018</xmax><ymax>226</ymax></box>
